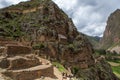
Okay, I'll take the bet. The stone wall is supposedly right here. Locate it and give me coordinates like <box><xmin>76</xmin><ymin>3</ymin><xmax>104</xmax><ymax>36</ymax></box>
<box><xmin>8</xmin><ymin>57</ymin><xmax>41</xmax><ymax>70</ymax></box>
<box><xmin>3</xmin><ymin>66</ymin><xmax>57</xmax><ymax>80</ymax></box>
<box><xmin>6</xmin><ymin>6</ymin><xmax>43</xmax><ymax>14</ymax></box>
<box><xmin>6</xmin><ymin>45</ymin><xmax>32</xmax><ymax>57</ymax></box>
<box><xmin>0</xmin><ymin>59</ymin><xmax>10</xmax><ymax>69</ymax></box>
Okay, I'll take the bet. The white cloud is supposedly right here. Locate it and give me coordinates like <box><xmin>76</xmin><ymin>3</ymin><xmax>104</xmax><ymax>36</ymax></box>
<box><xmin>53</xmin><ymin>0</ymin><xmax>120</xmax><ymax>37</ymax></box>
<box><xmin>81</xmin><ymin>23</ymin><xmax>106</xmax><ymax>37</ymax></box>
<box><xmin>53</xmin><ymin>0</ymin><xmax>77</xmax><ymax>11</ymax></box>
<box><xmin>9</xmin><ymin>0</ymin><xmax>28</xmax><ymax>4</ymax></box>
<box><xmin>0</xmin><ymin>0</ymin><xmax>28</xmax><ymax>8</ymax></box>
<box><xmin>0</xmin><ymin>0</ymin><xmax>120</xmax><ymax>37</ymax></box>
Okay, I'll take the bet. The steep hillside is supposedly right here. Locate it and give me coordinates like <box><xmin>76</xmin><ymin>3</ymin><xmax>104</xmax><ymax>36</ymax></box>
<box><xmin>87</xmin><ymin>35</ymin><xmax>100</xmax><ymax>49</ymax></box>
<box><xmin>100</xmin><ymin>9</ymin><xmax>120</xmax><ymax>53</ymax></box>
<box><xmin>0</xmin><ymin>0</ymin><xmax>118</xmax><ymax>80</ymax></box>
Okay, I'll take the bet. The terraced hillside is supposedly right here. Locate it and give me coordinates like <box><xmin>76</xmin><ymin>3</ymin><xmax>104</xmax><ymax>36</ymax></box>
<box><xmin>0</xmin><ymin>0</ymin><xmax>119</xmax><ymax>80</ymax></box>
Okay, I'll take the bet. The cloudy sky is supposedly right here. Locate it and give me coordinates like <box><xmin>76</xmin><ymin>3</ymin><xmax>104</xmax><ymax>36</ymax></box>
<box><xmin>0</xmin><ymin>0</ymin><xmax>120</xmax><ymax>37</ymax></box>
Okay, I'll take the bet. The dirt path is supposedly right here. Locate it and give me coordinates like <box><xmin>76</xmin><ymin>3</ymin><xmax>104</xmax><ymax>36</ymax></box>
<box><xmin>34</xmin><ymin>67</ymin><xmax>63</xmax><ymax>80</ymax></box>
<box><xmin>0</xmin><ymin>74</ymin><xmax>4</xmax><ymax>80</ymax></box>
<box><xmin>8</xmin><ymin>65</ymin><xmax>52</xmax><ymax>72</ymax></box>
<box><xmin>113</xmin><ymin>72</ymin><xmax>120</xmax><ymax>79</ymax></box>
<box><xmin>108</xmin><ymin>62</ymin><xmax>120</xmax><ymax>66</ymax></box>
<box><xmin>53</xmin><ymin>67</ymin><xmax>62</xmax><ymax>80</ymax></box>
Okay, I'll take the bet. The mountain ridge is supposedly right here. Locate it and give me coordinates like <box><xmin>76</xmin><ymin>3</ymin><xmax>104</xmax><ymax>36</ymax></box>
<box><xmin>100</xmin><ymin>9</ymin><xmax>120</xmax><ymax>53</ymax></box>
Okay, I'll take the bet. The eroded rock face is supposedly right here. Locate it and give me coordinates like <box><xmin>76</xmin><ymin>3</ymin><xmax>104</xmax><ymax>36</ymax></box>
<box><xmin>76</xmin><ymin>59</ymin><xmax>119</xmax><ymax>80</ymax></box>
<box><xmin>36</xmin><ymin>34</ymin><xmax>95</xmax><ymax>69</ymax></box>
<box><xmin>100</xmin><ymin>9</ymin><xmax>120</xmax><ymax>49</ymax></box>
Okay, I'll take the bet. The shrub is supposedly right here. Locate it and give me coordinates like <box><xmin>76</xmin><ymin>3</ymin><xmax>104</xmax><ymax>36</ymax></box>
<box><xmin>95</xmin><ymin>49</ymin><xmax>106</xmax><ymax>55</ymax></box>
<box><xmin>72</xmin><ymin>67</ymin><xmax>79</xmax><ymax>75</ymax></box>
<box><xmin>68</xmin><ymin>44</ymin><xmax>74</xmax><ymax>52</ymax></box>
<box><xmin>32</xmin><ymin>43</ymin><xmax>45</xmax><ymax>50</ymax></box>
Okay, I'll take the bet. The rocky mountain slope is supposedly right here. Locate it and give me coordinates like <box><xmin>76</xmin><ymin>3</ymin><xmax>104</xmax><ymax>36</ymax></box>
<box><xmin>87</xmin><ymin>35</ymin><xmax>101</xmax><ymax>49</ymax></box>
<box><xmin>0</xmin><ymin>0</ymin><xmax>119</xmax><ymax>80</ymax></box>
<box><xmin>100</xmin><ymin>9</ymin><xmax>120</xmax><ymax>53</ymax></box>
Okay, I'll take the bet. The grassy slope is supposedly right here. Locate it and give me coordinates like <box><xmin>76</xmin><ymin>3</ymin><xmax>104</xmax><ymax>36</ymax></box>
<box><xmin>52</xmin><ymin>62</ymin><xmax>67</xmax><ymax>73</ymax></box>
<box><xmin>108</xmin><ymin>59</ymin><xmax>120</xmax><ymax>78</ymax></box>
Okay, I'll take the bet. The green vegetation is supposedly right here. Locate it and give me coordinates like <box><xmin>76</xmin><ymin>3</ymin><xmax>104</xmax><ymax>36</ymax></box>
<box><xmin>0</xmin><ymin>0</ymin><xmax>57</xmax><ymax>41</ymax></box>
<box><xmin>95</xmin><ymin>49</ymin><xmax>106</xmax><ymax>55</ymax></box>
<box><xmin>52</xmin><ymin>62</ymin><xmax>66</xmax><ymax>72</ymax></box>
<box><xmin>112</xmin><ymin>66</ymin><xmax>120</xmax><ymax>74</ymax></box>
<box><xmin>67</xmin><ymin>41</ymin><xmax>83</xmax><ymax>53</ymax></box>
<box><xmin>95</xmin><ymin>49</ymin><xmax>120</xmax><ymax>56</ymax></box>
<box><xmin>86</xmin><ymin>35</ymin><xmax>100</xmax><ymax>49</ymax></box>
<box><xmin>67</xmin><ymin>44</ymin><xmax>75</xmax><ymax>52</ymax></box>
<box><xmin>32</xmin><ymin>43</ymin><xmax>45</xmax><ymax>50</ymax></box>
<box><xmin>0</xmin><ymin>2</ymin><xmax>48</xmax><ymax>39</ymax></box>
<box><xmin>109</xmin><ymin>42</ymin><xmax>120</xmax><ymax>50</ymax></box>
<box><xmin>107</xmin><ymin>59</ymin><xmax>120</xmax><ymax>63</ymax></box>
<box><xmin>0</xmin><ymin>16</ymin><xmax>23</xmax><ymax>39</ymax></box>
<box><xmin>95</xmin><ymin>49</ymin><xmax>120</xmax><ymax>79</ymax></box>
<box><xmin>72</xmin><ymin>67</ymin><xmax>79</xmax><ymax>75</ymax></box>
<box><xmin>106</xmin><ymin>59</ymin><xmax>120</xmax><ymax>78</ymax></box>
<box><xmin>112</xmin><ymin>65</ymin><xmax>120</xmax><ymax>78</ymax></box>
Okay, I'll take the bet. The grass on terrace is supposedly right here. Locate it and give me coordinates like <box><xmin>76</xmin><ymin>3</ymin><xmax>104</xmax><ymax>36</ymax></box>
<box><xmin>106</xmin><ymin>58</ymin><xmax>120</xmax><ymax>78</ymax></box>
<box><xmin>95</xmin><ymin>49</ymin><xmax>120</xmax><ymax>79</ymax></box>
<box><xmin>52</xmin><ymin>62</ymin><xmax>67</xmax><ymax>73</ymax></box>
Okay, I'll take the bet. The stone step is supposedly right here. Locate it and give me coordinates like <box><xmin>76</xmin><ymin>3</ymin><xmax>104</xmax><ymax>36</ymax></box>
<box><xmin>2</xmin><ymin>65</ymin><xmax>57</xmax><ymax>80</ymax></box>
<box><xmin>0</xmin><ymin>56</ymin><xmax>41</xmax><ymax>70</ymax></box>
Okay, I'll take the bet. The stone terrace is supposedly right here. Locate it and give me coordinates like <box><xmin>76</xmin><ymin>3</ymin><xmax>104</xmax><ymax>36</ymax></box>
<box><xmin>0</xmin><ymin>40</ymin><xmax>59</xmax><ymax>80</ymax></box>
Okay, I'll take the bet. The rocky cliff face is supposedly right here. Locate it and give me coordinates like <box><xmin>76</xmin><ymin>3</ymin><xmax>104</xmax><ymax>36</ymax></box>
<box><xmin>100</xmin><ymin>9</ymin><xmax>120</xmax><ymax>49</ymax></box>
<box><xmin>0</xmin><ymin>0</ymin><xmax>118</xmax><ymax>80</ymax></box>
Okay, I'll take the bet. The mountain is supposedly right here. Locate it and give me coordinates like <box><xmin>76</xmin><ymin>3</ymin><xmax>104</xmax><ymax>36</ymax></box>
<box><xmin>87</xmin><ymin>35</ymin><xmax>101</xmax><ymax>49</ymax></box>
<box><xmin>0</xmin><ymin>0</ymin><xmax>118</xmax><ymax>80</ymax></box>
<box><xmin>100</xmin><ymin>9</ymin><xmax>120</xmax><ymax>53</ymax></box>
